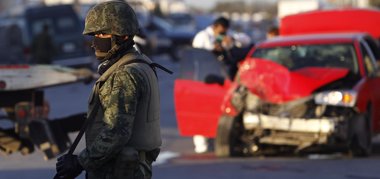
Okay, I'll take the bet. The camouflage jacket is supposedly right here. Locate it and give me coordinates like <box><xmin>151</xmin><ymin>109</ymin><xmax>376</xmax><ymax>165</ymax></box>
<box><xmin>77</xmin><ymin>49</ymin><xmax>161</xmax><ymax>179</ymax></box>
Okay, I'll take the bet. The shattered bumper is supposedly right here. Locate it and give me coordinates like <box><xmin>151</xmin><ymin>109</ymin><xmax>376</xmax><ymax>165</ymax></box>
<box><xmin>243</xmin><ymin>112</ymin><xmax>347</xmax><ymax>147</ymax></box>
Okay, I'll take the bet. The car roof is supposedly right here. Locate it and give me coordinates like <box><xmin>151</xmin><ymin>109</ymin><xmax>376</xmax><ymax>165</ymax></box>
<box><xmin>25</xmin><ymin>4</ymin><xmax>73</xmax><ymax>13</ymax></box>
<box><xmin>257</xmin><ymin>33</ymin><xmax>367</xmax><ymax>48</ymax></box>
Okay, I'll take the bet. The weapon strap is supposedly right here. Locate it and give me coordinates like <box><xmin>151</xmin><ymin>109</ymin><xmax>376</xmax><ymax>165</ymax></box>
<box><xmin>67</xmin><ymin>83</ymin><xmax>100</xmax><ymax>155</ymax></box>
<box><xmin>124</xmin><ymin>59</ymin><xmax>173</xmax><ymax>76</ymax></box>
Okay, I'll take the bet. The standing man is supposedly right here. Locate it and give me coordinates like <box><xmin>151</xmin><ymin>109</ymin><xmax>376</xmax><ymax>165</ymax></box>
<box><xmin>31</xmin><ymin>24</ymin><xmax>55</xmax><ymax>64</ymax></box>
<box><xmin>192</xmin><ymin>16</ymin><xmax>234</xmax><ymax>61</ymax></box>
<box><xmin>55</xmin><ymin>1</ymin><xmax>162</xmax><ymax>179</ymax></box>
<box><xmin>191</xmin><ymin>17</ymin><xmax>234</xmax><ymax>154</ymax></box>
<box><xmin>266</xmin><ymin>26</ymin><xmax>279</xmax><ymax>39</ymax></box>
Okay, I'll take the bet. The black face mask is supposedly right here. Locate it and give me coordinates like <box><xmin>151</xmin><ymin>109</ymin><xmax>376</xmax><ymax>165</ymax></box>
<box><xmin>92</xmin><ymin>36</ymin><xmax>112</xmax><ymax>60</ymax></box>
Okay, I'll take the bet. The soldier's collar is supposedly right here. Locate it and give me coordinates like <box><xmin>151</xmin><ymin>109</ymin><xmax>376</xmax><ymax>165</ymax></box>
<box><xmin>97</xmin><ymin>48</ymin><xmax>142</xmax><ymax>83</ymax></box>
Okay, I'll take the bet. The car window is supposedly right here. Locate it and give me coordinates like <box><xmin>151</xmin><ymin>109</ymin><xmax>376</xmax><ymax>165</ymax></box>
<box><xmin>30</xmin><ymin>16</ymin><xmax>79</xmax><ymax>36</ymax></box>
<box><xmin>364</xmin><ymin>36</ymin><xmax>380</xmax><ymax>61</ymax></box>
<box><xmin>31</xmin><ymin>19</ymin><xmax>55</xmax><ymax>36</ymax></box>
<box><xmin>252</xmin><ymin>43</ymin><xmax>359</xmax><ymax>73</ymax></box>
<box><xmin>168</xmin><ymin>14</ymin><xmax>193</xmax><ymax>26</ymax></box>
<box><xmin>360</xmin><ymin>41</ymin><xmax>377</xmax><ymax>75</ymax></box>
<box><xmin>56</xmin><ymin>17</ymin><xmax>76</xmax><ymax>33</ymax></box>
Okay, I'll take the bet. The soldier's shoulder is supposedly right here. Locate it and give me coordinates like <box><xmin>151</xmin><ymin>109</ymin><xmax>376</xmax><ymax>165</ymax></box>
<box><xmin>113</xmin><ymin>62</ymin><xmax>146</xmax><ymax>85</ymax></box>
<box><xmin>116</xmin><ymin>61</ymin><xmax>144</xmax><ymax>76</ymax></box>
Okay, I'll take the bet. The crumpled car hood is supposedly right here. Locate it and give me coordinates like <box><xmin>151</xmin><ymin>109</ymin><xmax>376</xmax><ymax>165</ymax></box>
<box><xmin>238</xmin><ymin>58</ymin><xmax>350</xmax><ymax>103</ymax></box>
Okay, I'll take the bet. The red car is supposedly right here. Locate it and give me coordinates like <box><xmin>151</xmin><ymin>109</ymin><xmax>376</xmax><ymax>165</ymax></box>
<box><xmin>175</xmin><ymin>9</ymin><xmax>380</xmax><ymax>157</ymax></box>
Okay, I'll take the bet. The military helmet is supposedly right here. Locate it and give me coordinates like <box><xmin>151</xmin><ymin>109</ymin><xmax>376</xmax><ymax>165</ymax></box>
<box><xmin>83</xmin><ymin>1</ymin><xmax>139</xmax><ymax>36</ymax></box>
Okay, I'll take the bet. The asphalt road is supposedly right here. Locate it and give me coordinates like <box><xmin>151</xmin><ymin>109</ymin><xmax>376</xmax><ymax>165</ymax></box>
<box><xmin>1</xmin><ymin>55</ymin><xmax>380</xmax><ymax>179</ymax></box>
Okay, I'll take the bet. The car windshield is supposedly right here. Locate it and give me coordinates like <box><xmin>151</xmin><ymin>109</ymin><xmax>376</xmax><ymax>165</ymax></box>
<box><xmin>252</xmin><ymin>43</ymin><xmax>359</xmax><ymax>73</ymax></box>
<box><xmin>30</xmin><ymin>16</ymin><xmax>79</xmax><ymax>36</ymax></box>
<box><xmin>169</xmin><ymin>14</ymin><xmax>193</xmax><ymax>26</ymax></box>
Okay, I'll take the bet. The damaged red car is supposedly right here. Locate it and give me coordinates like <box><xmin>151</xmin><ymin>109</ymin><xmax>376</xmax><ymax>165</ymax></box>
<box><xmin>175</xmin><ymin>9</ymin><xmax>380</xmax><ymax>157</ymax></box>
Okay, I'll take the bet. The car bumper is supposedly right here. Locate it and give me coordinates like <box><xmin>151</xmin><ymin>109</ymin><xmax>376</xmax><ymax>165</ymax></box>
<box><xmin>243</xmin><ymin>112</ymin><xmax>346</xmax><ymax>147</ymax></box>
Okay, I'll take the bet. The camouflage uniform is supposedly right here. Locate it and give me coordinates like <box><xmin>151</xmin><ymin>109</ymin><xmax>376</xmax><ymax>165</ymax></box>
<box><xmin>78</xmin><ymin>49</ymin><xmax>161</xmax><ymax>179</ymax></box>
<box><xmin>77</xmin><ymin>1</ymin><xmax>161</xmax><ymax>179</ymax></box>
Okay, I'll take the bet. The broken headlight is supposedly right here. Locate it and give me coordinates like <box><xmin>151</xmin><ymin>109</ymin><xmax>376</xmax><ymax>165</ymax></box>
<box><xmin>314</xmin><ymin>90</ymin><xmax>357</xmax><ymax>107</ymax></box>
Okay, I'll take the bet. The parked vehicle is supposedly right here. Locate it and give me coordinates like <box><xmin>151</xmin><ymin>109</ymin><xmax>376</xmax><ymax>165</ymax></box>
<box><xmin>166</xmin><ymin>13</ymin><xmax>197</xmax><ymax>32</ymax></box>
<box><xmin>0</xmin><ymin>5</ymin><xmax>96</xmax><ymax>159</ymax></box>
<box><xmin>0</xmin><ymin>5</ymin><xmax>94</xmax><ymax>68</ymax></box>
<box><xmin>174</xmin><ymin>9</ymin><xmax>380</xmax><ymax>157</ymax></box>
<box><xmin>143</xmin><ymin>15</ymin><xmax>195</xmax><ymax>60</ymax></box>
<box><xmin>0</xmin><ymin>64</ymin><xmax>94</xmax><ymax>159</ymax></box>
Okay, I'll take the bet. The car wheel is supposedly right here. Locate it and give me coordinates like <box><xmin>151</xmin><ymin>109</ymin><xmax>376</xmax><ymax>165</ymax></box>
<box><xmin>215</xmin><ymin>114</ymin><xmax>251</xmax><ymax>157</ymax></box>
<box><xmin>349</xmin><ymin>109</ymin><xmax>372</xmax><ymax>157</ymax></box>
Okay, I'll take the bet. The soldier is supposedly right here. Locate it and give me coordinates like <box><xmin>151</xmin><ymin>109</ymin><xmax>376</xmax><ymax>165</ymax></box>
<box><xmin>55</xmin><ymin>1</ymin><xmax>162</xmax><ymax>179</ymax></box>
<box><xmin>31</xmin><ymin>24</ymin><xmax>55</xmax><ymax>64</ymax></box>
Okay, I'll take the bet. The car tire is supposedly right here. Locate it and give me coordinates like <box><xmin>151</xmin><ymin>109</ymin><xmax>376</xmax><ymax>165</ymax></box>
<box><xmin>349</xmin><ymin>109</ymin><xmax>372</xmax><ymax>157</ymax></box>
<box><xmin>215</xmin><ymin>114</ymin><xmax>250</xmax><ymax>157</ymax></box>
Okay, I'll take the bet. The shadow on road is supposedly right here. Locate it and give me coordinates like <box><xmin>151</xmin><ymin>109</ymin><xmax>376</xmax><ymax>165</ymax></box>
<box><xmin>0</xmin><ymin>168</ymin><xmax>86</xmax><ymax>179</ymax></box>
<box><xmin>173</xmin><ymin>142</ymin><xmax>380</xmax><ymax>162</ymax></box>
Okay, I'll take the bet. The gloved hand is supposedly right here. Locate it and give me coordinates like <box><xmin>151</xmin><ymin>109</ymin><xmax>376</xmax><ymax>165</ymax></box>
<box><xmin>55</xmin><ymin>154</ymin><xmax>83</xmax><ymax>179</ymax></box>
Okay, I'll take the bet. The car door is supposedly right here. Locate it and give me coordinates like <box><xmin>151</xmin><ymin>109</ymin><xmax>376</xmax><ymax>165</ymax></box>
<box><xmin>359</xmin><ymin>38</ymin><xmax>380</xmax><ymax>133</ymax></box>
<box><xmin>174</xmin><ymin>48</ymin><xmax>229</xmax><ymax>137</ymax></box>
